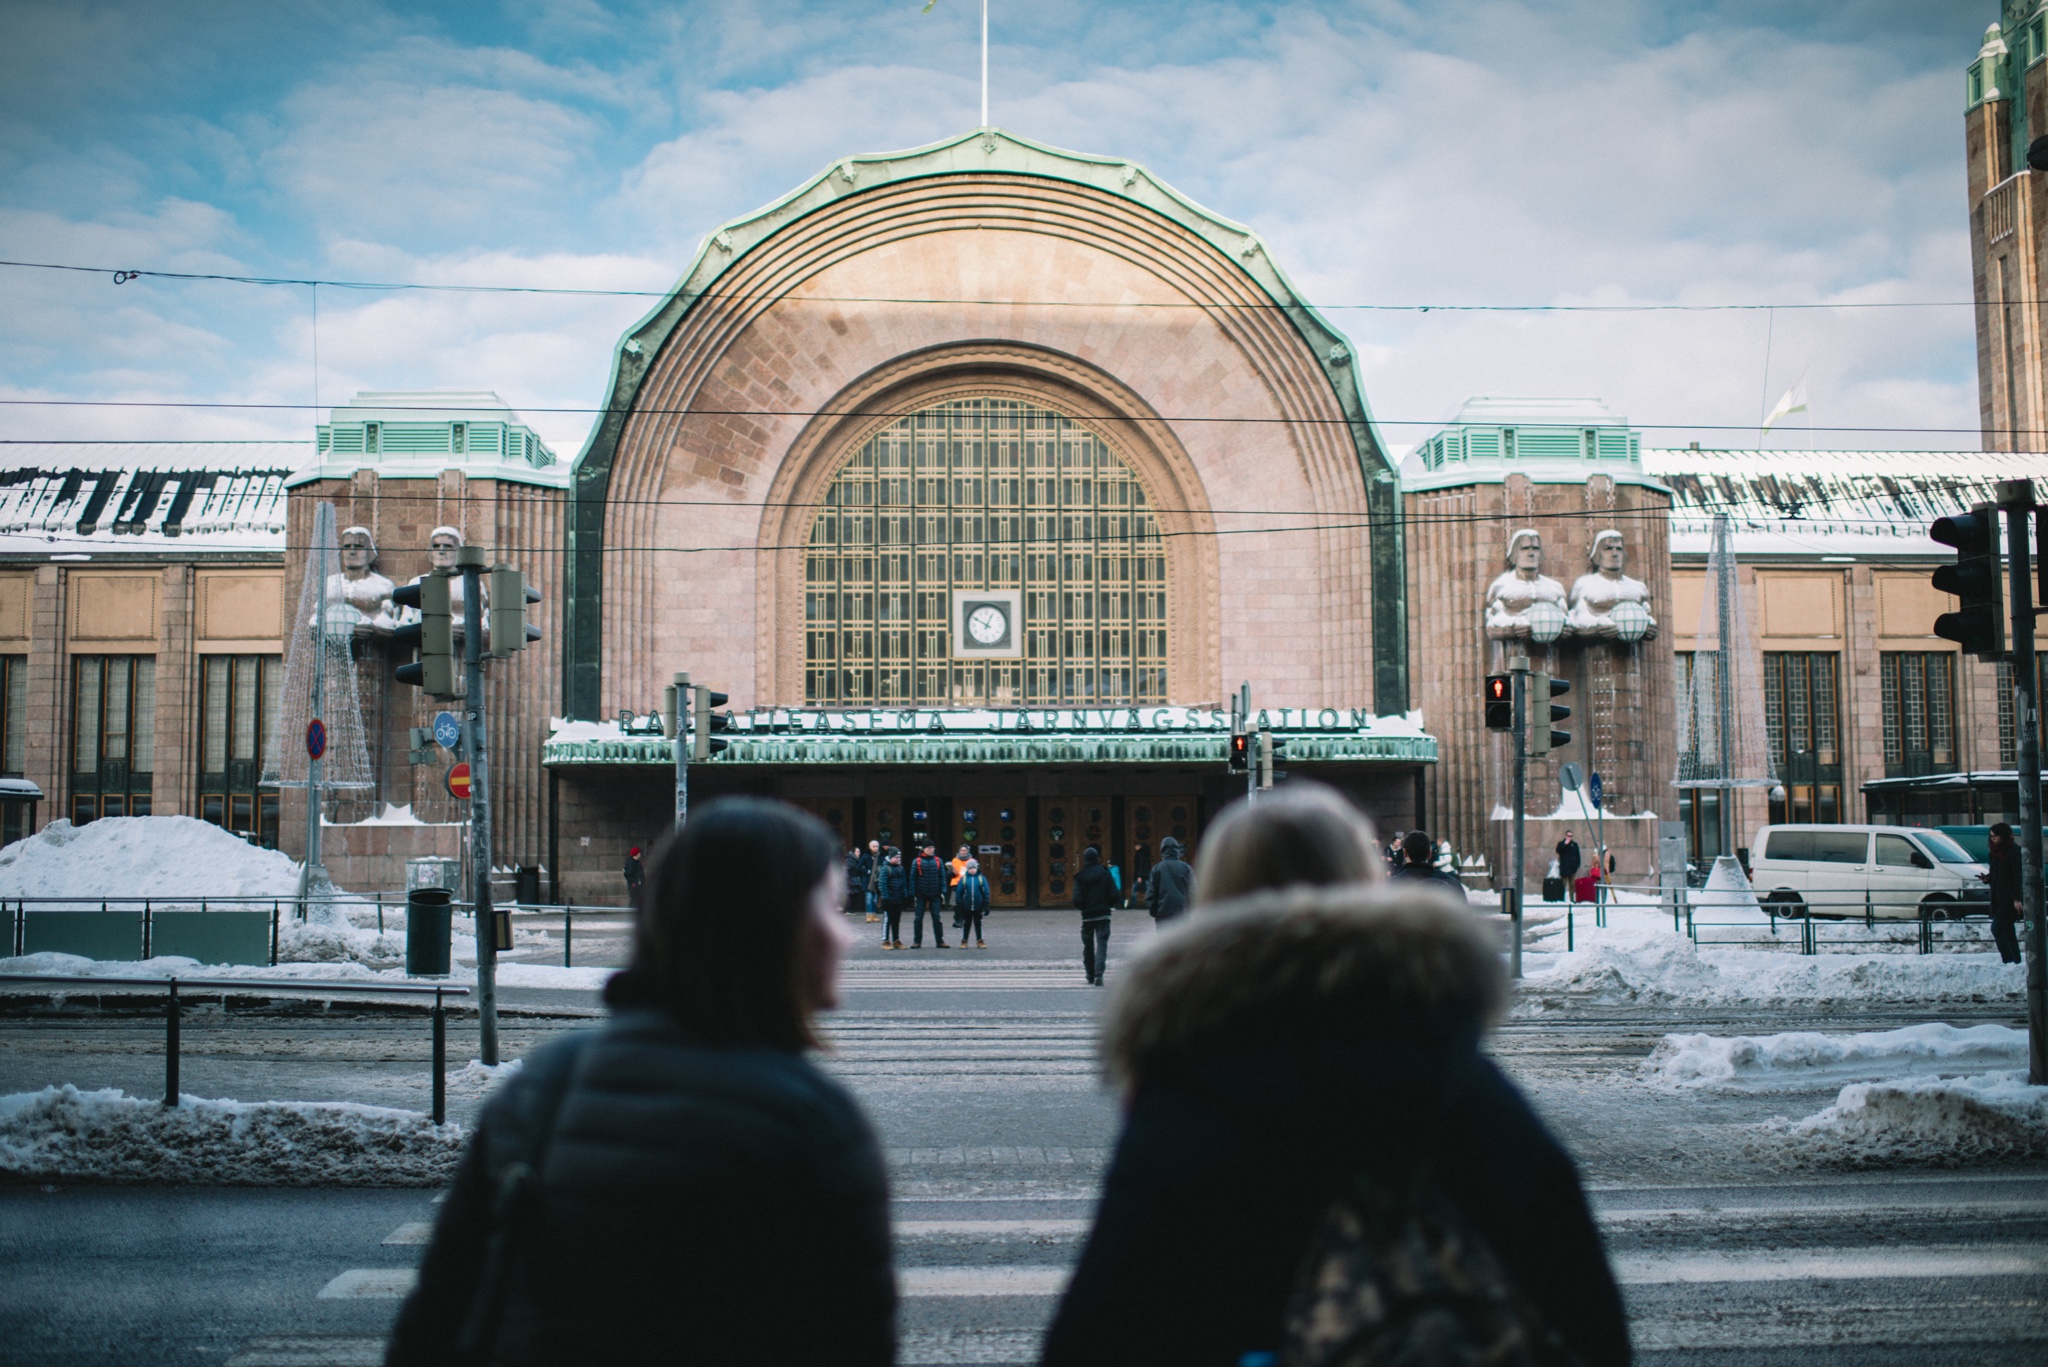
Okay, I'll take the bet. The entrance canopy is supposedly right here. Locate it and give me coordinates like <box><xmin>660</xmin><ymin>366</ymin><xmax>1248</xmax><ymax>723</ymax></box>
<box><xmin>543</xmin><ymin>707</ymin><xmax>1436</xmax><ymax>769</ymax></box>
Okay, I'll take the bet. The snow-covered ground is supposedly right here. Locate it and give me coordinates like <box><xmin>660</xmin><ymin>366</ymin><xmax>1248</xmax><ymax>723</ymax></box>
<box><xmin>0</xmin><ymin>816</ymin><xmax>410</xmax><ymax>967</ymax></box>
<box><xmin>0</xmin><ymin>947</ymin><xmax>612</xmax><ymax>991</ymax></box>
<box><xmin>1763</xmin><ymin>1071</ymin><xmax>2048</xmax><ymax>1167</ymax></box>
<box><xmin>0</xmin><ymin>1085</ymin><xmax>463</xmax><ymax>1185</ymax></box>
<box><xmin>1517</xmin><ymin>904</ymin><xmax>2024</xmax><ymax>1010</ymax></box>
<box><xmin>1644</xmin><ymin>1023</ymin><xmax>2028</xmax><ymax>1090</ymax></box>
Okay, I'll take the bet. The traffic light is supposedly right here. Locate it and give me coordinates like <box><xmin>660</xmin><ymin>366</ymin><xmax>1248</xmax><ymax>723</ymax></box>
<box><xmin>1931</xmin><ymin>505</ymin><xmax>2005</xmax><ymax>661</ymax></box>
<box><xmin>1529</xmin><ymin>672</ymin><xmax>1571</xmax><ymax>756</ymax></box>
<box><xmin>1257</xmin><ymin>730</ymin><xmax>1286</xmax><ymax>789</ymax></box>
<box><xmin>692</xmin><ymin>684</ymin><xmax>731</xmax><ymax>761</ymax></box>
<box><xmin>487</xmin><ymin>566</ymin><xmax>543</xmax><ymax>658</ymax></box>
<box><xmin>391</xmin><ymin>573</ymin><xmax>457</xmax><ymax>698</ymax></box>
<box><xmin>1228</xmin><ymin>731</ymin><xmax>1251</xmax><ymax>772</ymax></box>
<box><xmin>1484</xmin><ymin>674</ymin><xmax>1513</xmax><ymax>730</ymax></box>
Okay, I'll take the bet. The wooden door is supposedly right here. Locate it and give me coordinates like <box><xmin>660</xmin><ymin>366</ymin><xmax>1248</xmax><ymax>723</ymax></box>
<box><xmin>1040</xmin><ymin>796</ymin><xmax>1111</xmax><ymax>907</ymax></box>
<box><xmin>956</xmin><ymin>797</ymin><xmax>1026</xmax><ymax>906</ymax></box>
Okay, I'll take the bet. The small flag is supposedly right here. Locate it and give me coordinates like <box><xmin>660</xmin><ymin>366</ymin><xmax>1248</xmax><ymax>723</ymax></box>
<box><xmin>1761</xmin><ymin>378</ymin><xmax>1808</xmax><ymax>433</ymax></box>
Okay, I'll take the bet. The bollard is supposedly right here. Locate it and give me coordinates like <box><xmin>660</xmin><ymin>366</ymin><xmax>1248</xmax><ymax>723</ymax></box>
<box><xmin>563</xmin><ymin>906</ymin><xmax>573</xmax><ymax>968</ymax></box>
<box><xmin>164</xmin><ymin>980</ymin><xmax>181</xmax><ymax>1106</ymax></box>
<box><xmin>1567</xmin><ymin>905</ymin><xmax>1575</xmax><ymax>953</ymax></box>
<box><xmin>270</xmin><ymin>903</ymin><xmax>280</xmax><ymax>965</ymax></box>
<box><xmin>432</xmin><ymin>989</ymin><xmax>447</xmax><ymax>1126</ymax></box>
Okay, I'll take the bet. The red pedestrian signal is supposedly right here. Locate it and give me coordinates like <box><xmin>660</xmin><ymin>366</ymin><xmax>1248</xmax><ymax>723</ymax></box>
<box><xmin>1228</xmin><ymin>731</ymin><xmax>1251</xmax><ymax>772</ymax></box>
<box><xmin>1484</xmin><ymin>675</ymin><xmax>1513</xmax><ymax>730</ymax></box>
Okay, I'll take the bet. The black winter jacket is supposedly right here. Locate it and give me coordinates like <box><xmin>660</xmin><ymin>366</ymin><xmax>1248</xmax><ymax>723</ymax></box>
<box><xmin>1988</xmin><ymin>842</ymin><xmax>2022</xmax><ymax>920</ymax></box>
<box><xmin>1146</xmin><ymin>858</ymin><xmax>1193</xmax><ymax>920</ymax></box>
<box><xmin>1041</xmin><ymin>887</ymin><xmax>1629</xmax><ymax>1367</ymax></box>
<box><xmin>910</xmin><ymin>855</ymin><xmax>950</xmax><ymax>899</ymax></box>
<box><xmin>386</xmin><ymin>1007</ymin><xmax>894</xmax><ymax>1367</ymax></box>
<box><xmin>1072</xmin><ymin>863</ymin><xmax>1119</xmax><ymax>917</ymax></box>
<box><xmin>844</xmin><ymin>850</ymin><xmax>871</xmax><ymax>895</ymax></box>
<box><xmin>876</xmin><ymin>861</ymin><xmax>910</xmax><ymax>908</ymax></box>
<box><xmin>1390</xmin><ymin>860</ymin><xmax>1469</xmax><ymax>903</ymax></box>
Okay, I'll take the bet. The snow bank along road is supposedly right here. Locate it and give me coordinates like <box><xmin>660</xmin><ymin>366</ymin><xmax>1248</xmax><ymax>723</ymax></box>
<box><xmin>2</xmin><ymin>964</ymin><xmax>2044</xmax><ymax>1366</ymax></box>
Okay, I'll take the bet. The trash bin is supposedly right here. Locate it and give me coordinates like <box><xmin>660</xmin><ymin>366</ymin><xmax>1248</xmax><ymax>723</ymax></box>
<box><xmin>406</xmin><ymin>887</ymin><xmax>453</xmax><ymax>977</ymax></box>
<box><xmin>515</xmin><ymin>866</ymin><xmax>542</xmax><ymax>905</ymax></box>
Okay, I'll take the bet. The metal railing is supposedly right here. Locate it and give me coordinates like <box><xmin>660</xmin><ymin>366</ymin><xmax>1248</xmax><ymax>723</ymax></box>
<box><xmin>0</xmin><ymin>973</ymin><xmax>471</xmax><ymax>1123</ymax></box>
<box><xmin>1524</xmin><ymin>878</ymin><xmax>1997</xmax><ymax>956</ymax></box>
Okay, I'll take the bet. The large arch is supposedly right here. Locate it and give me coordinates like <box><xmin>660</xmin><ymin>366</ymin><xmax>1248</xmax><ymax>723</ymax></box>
<box><xmin>567</xmin><ymin>128</ymin><xmax>1404</xmax><ymax>719</ymax></box>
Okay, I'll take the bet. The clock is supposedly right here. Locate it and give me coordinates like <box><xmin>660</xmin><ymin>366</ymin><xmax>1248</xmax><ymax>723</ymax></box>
<box><xmin>967</xmin><ymin>604</ymin><xmax>1008</xmax><ymax>644</ymax></box>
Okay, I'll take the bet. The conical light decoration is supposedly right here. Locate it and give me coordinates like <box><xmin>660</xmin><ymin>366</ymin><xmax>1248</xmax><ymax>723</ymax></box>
<box><xmin>1674</xmin><ymin>512</ymin><xmax>1776</xmax><ymax>792</ymax></box>
<box><xmin>262</xmin><ymin>501</ymin><xmax>374</xmax><ymax>792</ymax></box>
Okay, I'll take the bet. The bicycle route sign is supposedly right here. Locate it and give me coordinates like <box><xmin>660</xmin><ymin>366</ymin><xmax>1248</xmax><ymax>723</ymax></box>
<box><xmin>433</xmin><ymin>712</ymin><xmax>462</xmax><ymax>750</ymax></box>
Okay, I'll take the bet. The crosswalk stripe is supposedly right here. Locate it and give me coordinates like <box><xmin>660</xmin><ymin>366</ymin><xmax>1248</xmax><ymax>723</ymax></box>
<box><xmin>381</xmin><ymin>1222</ymin><xmax>433</xmax><ymax>1245</ymax></box>
<box><xmin>1595</xmin><ymin>1198</ymin><xmax>2048</xmax><ymax>1224</ymax></box>
<box><xmin>1612</xmin><ymin>1244</ymin><xmax>2046</xmax><ymax>1284</ymax></box>
<box><xmin>900</xmin><ymin>1266</ymin><xmax>1068</xmax><ymax>1297</ymax></box>
<box><xmin>316</xmin><ymin>1269</ymin><xmax>415</xmax><ymax>1299</ymax></box>
<box><xmin>898</xmin><ymin>1219</ymin><xmax>1089</xmax><ymax>1237</ymax></box>
<box><xmin>225</xmin><ymin>1338</ymin><xmax>386</xmax><ymax>1367</ymax></box>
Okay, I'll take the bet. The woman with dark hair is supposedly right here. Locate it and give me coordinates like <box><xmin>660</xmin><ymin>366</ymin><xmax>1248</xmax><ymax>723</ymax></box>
<box><xmin>1986</xmin><ymin>822</ymin><xmax>2024</xmax><ymax>965</ymax></box>
<box><xmin>387</xmin><ymin>798</ymin><xmax>893</xmax><ymax>1367</ymax></box>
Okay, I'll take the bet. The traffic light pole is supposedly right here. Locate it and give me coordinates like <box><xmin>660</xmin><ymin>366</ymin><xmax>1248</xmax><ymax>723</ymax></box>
<box><xmin>2000</xmin><ymin>481</ymin><xmax>2047</xmax><ymax>1084</ymax></box>
<box><xmin>1510</xmin><ymin>654</ymin><xmax>1528</xmax><ymax>979</ymax></box>
<box><xmin>673</xmin><ymin>671</ymin><xmax>690</xmax><ymax>830</ymax></box>
<box><xmin>459</xmin><ymin>550</ymin><xmax>498</xmax><ymax>1067</ymax></box>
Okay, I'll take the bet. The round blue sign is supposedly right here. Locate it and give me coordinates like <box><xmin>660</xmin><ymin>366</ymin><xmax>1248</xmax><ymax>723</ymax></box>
<box><xmin>433</xmin><ymin>711</ymin><xmax>462</xmax><ymax>750</ymax></box>
<box><xmin>305</xmin><ymin>719</ymin><xmax>327</xmax><ymax>761</ymax></box>
<box><xmin>1588</xmin><ymin>771</ymin><xmax>1604</xmax><ymax>810</ymax></box>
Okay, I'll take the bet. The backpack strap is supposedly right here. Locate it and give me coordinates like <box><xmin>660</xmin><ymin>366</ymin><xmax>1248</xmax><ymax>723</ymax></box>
<box><xmin>455</xmin><ymin>1033</ymin><xmax>597</xmax><ymax>1360</ymax></box>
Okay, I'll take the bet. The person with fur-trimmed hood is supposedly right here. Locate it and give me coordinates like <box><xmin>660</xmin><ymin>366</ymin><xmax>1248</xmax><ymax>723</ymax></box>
<box><xmin>1040</xmin><ymin>786</ymin><xmax>1628</xmax><ymax>1367</ymax></box>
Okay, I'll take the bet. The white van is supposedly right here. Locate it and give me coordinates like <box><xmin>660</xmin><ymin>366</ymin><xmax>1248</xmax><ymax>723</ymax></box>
<box><xmin>1748</xmin><ymin>824</ymin><xmax>1988</xmax><ymax>919</ymax></box>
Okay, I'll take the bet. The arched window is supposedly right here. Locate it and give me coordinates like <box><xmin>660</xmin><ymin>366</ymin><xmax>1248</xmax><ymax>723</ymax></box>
<box><xmin>805</xmin><ymin>398</ymin><xmax>1167</xmax><ymax>705</ymax></box>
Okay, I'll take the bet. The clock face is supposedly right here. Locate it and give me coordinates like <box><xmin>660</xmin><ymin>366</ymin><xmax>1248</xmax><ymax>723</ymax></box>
<box><xmin>967</xmin><ymin>604</ymin><xmax>1008</xmax><ymax>645</ymax></box>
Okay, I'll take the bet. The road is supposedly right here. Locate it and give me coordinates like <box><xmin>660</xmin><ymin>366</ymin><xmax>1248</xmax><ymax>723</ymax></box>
<box><xmin>3</xmin><ymin>911</ymin><xmax>2043</xmax><ymax>1364</ymax></box>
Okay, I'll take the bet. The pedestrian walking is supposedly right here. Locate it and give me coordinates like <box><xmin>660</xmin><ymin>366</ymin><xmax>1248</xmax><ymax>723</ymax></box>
<box><xmin>954</xmin><ymin>859</ymin><xmax>991</xmax><ymax>948</ymax></box>
<box><xmin>863</xmin><ymin>839</ymin><xmax>882</xmax><ymax>923</ymax></box>
<box><xmin>622</xmin><ymin>846</ymin><xmax>643</xmax><ymax>904</ymax></box>
<box><xmin>1146</xmin><ymin>836</ymin><xmax>1193</xmax><ymax>923</ymax></box>
<box><xmin>1072</xmin><ymin>846</ymin><xmax>1118</xmax><ymax>985</ymax></box>
<box><xmin>386</xmin><ymin>797</ymin><xmax>894</xmax><ymax>1367</ymax></box>
<box><xmin>909</xmin><ymin>844</ymin><xmax>950</xmax><ymax>948</ymax></box>
<box><xmin>1390</xmin><ymin>829</ymin><xmax>1468</xmax><ymax>903</ymax></box>
<box><xmin>1435</xmin><ymin>836</ymin><xmax>1457</xmax><ymax>877</ymax></box>
<box><xmin>877</xmin><ymin>848</ymin><xmax>910</xmax><ymax>948</ymax></box>
<box><xmin>1041</xmin><ymin>789</ymin><xmax>1627</xmax><ymax>1367</ymax></box>
<box><xmin>1986</xmin><ymin>821</ymin><xmax>2024</xmax><ymax>965</ymax></box>
<box><xmin>843</xmin><ymin>846</ymin><xmax>870</xmax><ymax>918</ymax></box>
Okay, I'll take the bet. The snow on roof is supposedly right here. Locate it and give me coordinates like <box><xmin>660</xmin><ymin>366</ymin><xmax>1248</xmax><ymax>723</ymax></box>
<box><xmin>1446</xmin><ymin>396</ymin><xmax>1628</xmax><ymax>427</ymax></box>
<box><xmin>0</xmin><ymin>442</ymin><xmax>300</xmax><ymax>557</ymax></box>
<box><xmin>1643</xmin><ymin>447</ymin><xmax>2048</xmax><ymax>559</ymax></box>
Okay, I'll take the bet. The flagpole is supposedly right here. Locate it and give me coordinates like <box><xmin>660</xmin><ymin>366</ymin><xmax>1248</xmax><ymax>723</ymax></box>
<box><xmin>981</xmin><ymin>0</ymin><xmax>989</xmax><ymax>127</ymax></box>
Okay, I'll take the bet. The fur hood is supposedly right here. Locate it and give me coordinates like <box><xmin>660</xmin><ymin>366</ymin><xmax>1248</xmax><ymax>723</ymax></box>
<box><xmin>1101</xmin><ymin>883</ymin><xmax>1505</xmax><ymax>1091</ymax></box>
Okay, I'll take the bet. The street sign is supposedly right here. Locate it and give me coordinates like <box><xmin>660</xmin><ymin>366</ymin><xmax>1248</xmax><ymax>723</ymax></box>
<box><xmin>305</xmin><ymin>719</ymin><xmax>327</xmax><ymax>761</ymax></box>
<box><xmin>1589</xmin><ymin>771</ymin><xmax>1604</xmax><ymax>811</ymax></box>
<box><xmin>446</xmin><ymin>763</ymin><xmax>472</xmax><ymax>800</ymax></box>
<box><xmin>433</xmin><ymin>712</ymin><xmax>462</xmax><ymax>750</ymax></box>
<box><xmin>1559</xmin><ymin>762</ymin><xmax>1582</xmax><ymax>791</ymax></box>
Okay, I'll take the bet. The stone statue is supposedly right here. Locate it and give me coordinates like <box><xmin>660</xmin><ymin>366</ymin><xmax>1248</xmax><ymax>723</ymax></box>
<box><xmin>408</xmin><ymin>524</ymin><xmax>486</xmax><ymax>631</ymax></box>
<box><xmin>1484</xmin><ymin>528</ymin><xmax>1568</xmax><ymax>641</ymax></box>
<box><xmin>321</xmin><ymin>525</ymin><xmax>396</xmax><ymax>629</ymax></box>
<box><xmin>1567</xmin><ymin>529</ymin><xmax>1658</xmax><ymax>641</ymax></box>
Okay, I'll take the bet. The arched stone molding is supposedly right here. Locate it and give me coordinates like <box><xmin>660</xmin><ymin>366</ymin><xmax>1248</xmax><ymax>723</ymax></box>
<box><xmin>572</xmin><ymin>132</ymin><xmax>1403</xmax><ymax>720</ymax></box>
<box><xmin>752</xmin><ymin>341</ymin><xmax>1220</xmax><ymax>707</ymax></box>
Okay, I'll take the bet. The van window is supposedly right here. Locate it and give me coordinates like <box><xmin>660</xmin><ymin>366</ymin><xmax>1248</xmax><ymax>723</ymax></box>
<box><xmin>1917</xmin><ymin>831</ymin><xmax>1978</xmax><ymax>864</ymax></box>
<box><xmin>1809</xmin><ymin>831</ymin><xmax>1870</xmax><ymax>863</ymax></box>
<box><xmin>1763</xmin><ymin>830</ymin><xmax>1812</xmax><ymax>861</ymax></box>
<box><xmin>1875</xmin><ymin>834</ymin><xmax>1921</xmax><ymax>867</ymax></box>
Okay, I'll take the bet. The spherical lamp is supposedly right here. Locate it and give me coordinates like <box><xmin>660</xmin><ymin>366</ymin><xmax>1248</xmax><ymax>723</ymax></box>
<box><xmin>1526</xmin><ymin>598</ymin><xmax>1566</xmax><ymax>644</ymax></box>
<box><xmin>1611</xmin><ymin>599</ymin><xmax>1652</xmax><ymax>643</ymax></box>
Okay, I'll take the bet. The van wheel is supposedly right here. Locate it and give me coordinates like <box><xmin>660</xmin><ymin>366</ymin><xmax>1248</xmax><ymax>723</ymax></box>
<box><xmin>1764</xmin><ymin>890</ymin><xmax>1806</xmax><ymax>918</ymax></box>
<box><xmin>1918</xmin><ymin>894</ymin><xmax>1955</xmax><ymax>921</ymax></box>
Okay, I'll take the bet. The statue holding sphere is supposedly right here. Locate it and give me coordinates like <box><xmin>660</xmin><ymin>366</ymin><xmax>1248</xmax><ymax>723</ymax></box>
<box><xmin>1484</xmin><ymin>529</ymin><xmax>1569</xmax><ymax>642</ymax></box>
<box><xmin>1566</xmin><ymin>529</ymin><xmax>1657</xmax><ymax>642</ymax></box>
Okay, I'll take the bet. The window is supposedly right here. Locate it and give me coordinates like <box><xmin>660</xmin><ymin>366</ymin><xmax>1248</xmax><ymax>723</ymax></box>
<box><xmin>198</xmin><ymin>654</ymin><xmax>280</xmax><ymax>846</ymax></box>
<box><xmin>1995</xmin><ymin>657</ymin><xmax>2048</xmax><ymax>767</ymax></box>
<box><xmin>804</xmin><ymin>398</ymin><xmax>1167</xmax><ymax>706</ymax></box>
<box><xmin>1763</xmin><ymin>652</ymin><xmax>1841</xmax><ymax>824</ymax></box>
<box><xmin>70</xmin><ymin>655</ymin><xmax>155</xmax><ymax>823</ymax></box>
<box><xmin>1879</xmin><ymin>653</ymin><xmax>1956</xmax><ymax>777</ymax></box>
<box><xmin>1810</xmin><ymin>831</ymin><xmax>1869</xmax><ymax>864</ymax></box>
<box><xmin>1874</xmin><ymin>833</ymin><xmax>1922</xmax><ymax>868</ymax></box>
<box><xmin>451</xmin><ymin>422</ymin><xmax>467</xmax><ymax>454</ymax></box>
<box><xmin>364</xmin><ymin>422</ymin><xmax>381</xmax><ymax>454</ymax></box>
<box><xmin>1</xmin><ymin>656</ymin><xmax>25</xmax><ymax>846</ymax></box>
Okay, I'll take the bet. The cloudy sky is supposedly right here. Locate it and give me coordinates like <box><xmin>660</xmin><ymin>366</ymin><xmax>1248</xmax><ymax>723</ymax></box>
<box><xmin>0</xmin><ymin>0</ymin><xmax>1984</xmax><ymax>457</ymax></box>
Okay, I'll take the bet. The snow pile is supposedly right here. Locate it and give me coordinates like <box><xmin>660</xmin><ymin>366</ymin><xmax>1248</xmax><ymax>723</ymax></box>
<box><xmin>0</xmin><ymin>1085</ymin><xmax>463</xmax><ymax>1185</ymax></box>
<box><xmin>1645</xmin><ymin>1023</ymin><xmax>2028</xmax><ymax>1090</ymax></box>
<box><xmin>276</xmin><ymin>901</ymin><xmax>404</xmax><ymax>966</ymax></box>
<box><xmin>447</xmin><ymin>1057</ymin><xmax>524</xmax><ymax>1098</ymax></box>
<box><xmin>1520</xmin><ymin>923</ymin><xmax>2024</xmax><ymax>1008</ymax></box>
<box><xmin>1758</xmin><ymin>1072</ymin><xmax>2048</xmax><ymax>1168</ymax></box>
<box><xmin>0</xmin><ymin>818</ymin><xmax>303</xmax><ymax>902</ymax></box>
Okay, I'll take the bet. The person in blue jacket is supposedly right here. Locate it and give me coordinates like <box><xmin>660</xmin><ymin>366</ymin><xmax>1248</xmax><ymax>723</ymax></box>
<box><xmin>953</xmin><ymin>858</ymin><xmax>992</xmax><ymax>948</ymax></box>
